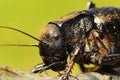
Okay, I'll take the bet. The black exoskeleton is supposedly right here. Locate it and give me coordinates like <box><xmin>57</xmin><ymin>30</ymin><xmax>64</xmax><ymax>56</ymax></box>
<box><xmin>0</xmin><ymin>2</ymin><xmax>120</xmax><ymax>80</ymax></box>
<box><xmin>35</xmin><ymin>6</ymin><xmax>120</xmax><ymax>79</ymax></box>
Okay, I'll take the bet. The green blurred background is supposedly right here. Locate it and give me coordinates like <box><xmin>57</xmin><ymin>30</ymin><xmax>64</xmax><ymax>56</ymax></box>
<box><xmin>0</xmin><ymin>0</ymin><xmax>120</xmax><ymax>75</ymax></box>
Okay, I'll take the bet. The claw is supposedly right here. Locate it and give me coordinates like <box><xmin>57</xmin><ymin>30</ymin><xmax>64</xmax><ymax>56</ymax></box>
<box><xmin>61</xmin><ymin>73</ymin><xmax>70</xmax><ymax>80</ymax></box>
<box><xmin>61</xmin><ymin>47</ymin><xmax>80</xmax><ymax>80</ymax></box>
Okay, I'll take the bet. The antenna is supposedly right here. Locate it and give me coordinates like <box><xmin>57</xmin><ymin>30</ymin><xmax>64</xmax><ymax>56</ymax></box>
<box><xmin>0</xmin><ymin>26</ymin><xmax>48</xmax><ymax>46</ymax></box>
<box><xmin>0</xmin><ymin>26</ymin><xmax>40</xmax><ymax>41</ymax></box>
<box><xmin>0</xmin><ymin>44</ymin><xmax>39</xmax><ymax>47</ymax></box>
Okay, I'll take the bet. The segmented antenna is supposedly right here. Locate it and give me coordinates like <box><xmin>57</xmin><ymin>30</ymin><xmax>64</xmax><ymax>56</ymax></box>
<box><xmin>0</xmin><ymin>26</ymin><xmax>48</xmax><ymax>47</ymax></box>
<box><xmin>0</xmin><ymin>26</ymin><xmax>40</xmax><ymax>41</ymax></box>
<box><xmin>0</xmin><ymin>44</ymin><xmax>39</xmax><ymax>47</ymax></box>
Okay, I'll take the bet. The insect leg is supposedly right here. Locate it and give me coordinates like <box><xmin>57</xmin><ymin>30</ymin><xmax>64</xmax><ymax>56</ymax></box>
<box><xmin>101</xmin><ymin>53</ymin><xmax>120</xmax><ymax>65</ymax></box>
<box><xmin>87</xmin><ymin>1</ymin><xmax>95</xmax><ymax>9</ymax></box>
<box><xmin>89</xmin><ymin>53</ymin><xmax>120</xmax><ymax>75</ymax></box>
<box><xmin>89</xmin><ymin>53</ymin><xmax>120</xmax><ymax>65</ymax></box>
<box><xmin>32</xmin><ymin>62</ymin><xmax>57</xmax><ymax>73</ymax></box>
<box><xmin>32</xmin><ymin>63</ymin><xmax>48</xmax><ymax>73</ymax></box>
<box><xmin>62</xmin><ymin>47</ymin><xmax>80</xmax><ymax>80</ymax></box>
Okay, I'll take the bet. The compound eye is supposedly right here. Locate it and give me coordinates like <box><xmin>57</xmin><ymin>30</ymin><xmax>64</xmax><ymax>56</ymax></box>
<box><xmin>54</xmin><ymin>34</ymin><xmax>59</xmax><ymax>41</ymax></box>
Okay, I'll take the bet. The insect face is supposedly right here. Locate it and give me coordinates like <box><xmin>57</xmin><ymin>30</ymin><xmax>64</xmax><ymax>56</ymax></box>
<box><xmin>39</xmin><ymin>23</ymin><xmax>68</xmax><ymax>71</ymax></box>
